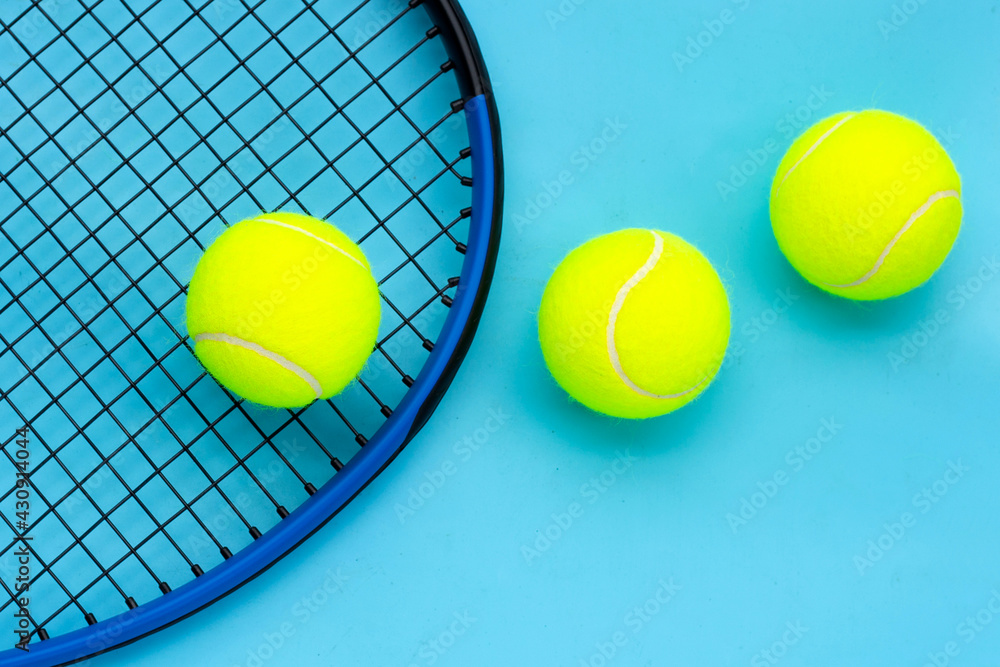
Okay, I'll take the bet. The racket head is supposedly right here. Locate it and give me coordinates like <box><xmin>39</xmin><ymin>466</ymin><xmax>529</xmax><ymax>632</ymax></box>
<box><xmin>0</xmin><ymin>0</ymin><xmax>501</xmax><ymax>663</ymax></box>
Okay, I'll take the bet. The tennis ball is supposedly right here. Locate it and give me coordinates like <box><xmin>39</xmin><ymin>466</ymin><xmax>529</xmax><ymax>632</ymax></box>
<box><xmin>770</xmin><ymin>109</ymin><xmax>962</xmax><ymax>301</ymax></box>
<box><xmin>538</xmin><ymin>229</ymin><xmax>730</xmax><ymax>420</ymax></box>
<box><xmin>186</xmin><ymin>212</ymin><xmax>380</xmax><ymax>409</ymax></box>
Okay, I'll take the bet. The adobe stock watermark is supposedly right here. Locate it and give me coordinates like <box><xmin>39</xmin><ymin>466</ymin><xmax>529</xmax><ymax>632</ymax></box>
<box><xmin>406</xmin><ymin>611</ymin><xmax>476</xmax><ymax>667</ymax></box>
<box><xmin>750</xmin><ymin>621</ymin><xmax>808</xmax><ymax>667</ymax></box>
<box><xmin>726</xmin><ymin>417</ymin><xmax>843</xmax><ymax>534</ymax></box>
<box><xmin>58</xmin><ymin>427</ymin><xmax>170</xmax><ymax>515</ymax></box>
<box><xmin>511</xmin><ymin>117</ymin><xmax>628</xmax><ymax>233</ymax></box>
<box><xmin>717</xmin><ymin>85</ymin><xmax>835</xmax><ymax>201</ymax></box>
<box><xmin>10</xmin><ymin>425</ymin><xmax>32</xmax><ymax>652</ymax></box>
<box><xmin>18</xmin><ymin>267</ymin><xmax>181</xmax><ymax>376</ymax></box>
<box><xmin>27</xmin><ymin>62</ymin><xmax>172</xmax><ymax>185</ymax></box>
<box><xmin>723</xmin><ymin>288</ymin><xmax>799</xmax><ymax>370</ymax></box>
<box><xmin>545</xmin><ymin>0</ymin><xmax>588</xmax><ymax>30</ymax></box>
<box><xmin>394</xmin><ymin>408</ymin><xmax>510</xmax><ymax>524</ymax></box>
<box><xmin>521</xmin><ymin>450</ymin><xmax>637</xmax><ymax>565</ymax></box>
<box><xmin>853</xmin><ymin>459</ymin><xmax>969</xmax><ymax>575</ymax></box>
<box><xmin>3</xmin><ymin>0</ymin><xmax>75</xmax><ymax>45</ymax></box>
<box><xmin>214</xmin><ymin>227</ymin><xmax>353</xmax><ymax>341</ymax></box>
<box><xmin>546</xmin><ymin>298</ymin><xmax>613</xmax><ymax>363</ymax></box>
<box><xmin>920</xmin><ymin>588</ymin><xmax>1000</xmax><ymax>667</ymax></box>
<box><xmin>384</xmin><ymin>113</ymin><xmax>466</xmax><ymax>195</ymax></box>
<box><xmin>185</xmin><ymin>489</ymin><xmax>264</xmax><ymax>561</ymax></box>
<box><xmin>878</xmin><ymin>0</ymin><xmax>933</xmax><ymax>40</ymax></box>
<box><xmin>20</xmin><ymin>263</ymin><xmax>126</xmax><ymax>366</ymax></box>
<box><xmin>70</xmin><ymin>605</ymin><xmax>151</xmax><ymax>663</ymax></box>
<box><xmin>887</xmin><ymin>256</ymin><xmax>999</xmax><ymax>371</ymax></box>
<box><xmin>577</xmin><ymin>578</ymin><xmax>681</xmax><ymax>667</ymax></box>
<box><xmin>841</xmin><ymin>126</ymin><xmax>959</xmax><ymax>244</ymax></box>
<box><xmin>348</xmin><ymin>0</ymin><xmax>406</xmax><ymax>48</ymax></box>
<box><xmin>673</xmin><ymin>0</ymin><xmax>753</xmax><ymax>73</ymax></box>
<box><xmin>364</xmin><ymin>312</ymin><xmax>435</xmax><ymax>383</ymax></box>
<box><xmin>230</xmin><ymin>567</ymin><xmax>351</xmax><ymax>667</ymax></box>
<box><xmin>176</xmin><ymin>116</ymin><xmax>293</xmax><ymax>225</ymax></box>
<box><xmin>256</xmin><ymin>438</ymin><xmax>308</xmax><ymax>485</ymax></box>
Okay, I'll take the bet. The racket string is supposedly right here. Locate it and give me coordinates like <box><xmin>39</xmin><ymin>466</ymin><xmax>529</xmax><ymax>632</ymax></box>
<box><xmin>0</xmin><ymin>201</ymin><xmax>295</xmax><ymax>555</ymax></box>
<box><xmin>0</xmin><ymin>0</ymin><xmax>475</xmax><ymax>641</ymax></box>
<box><xmin>2</xmin><ymin>0</ymin><xmax>469</xmax><ymax>340</ymax></box>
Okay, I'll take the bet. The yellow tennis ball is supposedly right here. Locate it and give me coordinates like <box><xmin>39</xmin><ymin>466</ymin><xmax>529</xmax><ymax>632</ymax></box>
<box><xmin>770</xmin><ymin>109</ymin><xmax>963</xmax><ymax>300</ymax></box>
<box><xmin>186</xmin><ymin>212</ymin><xmax>380</xmax><ymax>409</ymax></box>
<box><xmin>538</xmin><ymin>229</ymin><xmax>730</xmax><ymax>420</ymax></box>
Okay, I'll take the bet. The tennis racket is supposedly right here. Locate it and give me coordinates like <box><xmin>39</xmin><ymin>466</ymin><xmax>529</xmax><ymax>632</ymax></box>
<box><xmin>0</xmin><ymin>0</ymin><xmax>502</xmax><ymax>664</ymax></box>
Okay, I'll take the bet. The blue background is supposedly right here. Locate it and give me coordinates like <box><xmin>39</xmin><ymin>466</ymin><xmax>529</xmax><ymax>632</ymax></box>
<box><xmin>93</xmin><ymin>0</ymin><xmax>1000</xmax><ymax>665</ymax></box>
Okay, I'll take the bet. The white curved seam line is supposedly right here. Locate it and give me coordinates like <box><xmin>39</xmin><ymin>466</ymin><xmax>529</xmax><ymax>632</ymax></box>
<box><xmin>774</xmin><ymin>113</ymin><xmax>856</xmax><ymax>197</ymax></box>
<box><xmin>606</xmin><ymin>232</ymin><xmax>707</xmax><ymax>400</ymax></box>
<box><xmin>823</xmin><ymin>190</ymin><xmax>961</xmax><ymax>289</ymax></box>
<box><xmin>257</xmin><ymin>217</ymin><xmax>367</xmax><ymax>271</ymax></box>
<box><xmin>194</xmin><ymin>333</ymin><xmax>323</xmax><ymax>399</ymax></box>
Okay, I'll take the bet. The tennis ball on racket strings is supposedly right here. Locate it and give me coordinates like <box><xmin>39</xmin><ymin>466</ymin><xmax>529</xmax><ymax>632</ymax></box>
<box><xmin>186</xmin><ymin>212</ymin><xmax>380</xmax><ymax>409</ymax></box>
<box><xmin>538</xmin><ymin>229</ymin><xmax>730</xmax><ymax>420</ymax></box>
<box><xmin>770</xmin><ymin>109</ymin><xmax>962</xmax><ymax>301</ymax></box>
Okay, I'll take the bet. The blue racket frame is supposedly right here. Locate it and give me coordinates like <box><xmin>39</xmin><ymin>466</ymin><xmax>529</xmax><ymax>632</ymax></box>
<box><xmin>0</xmin><ymin>0</ymin><xmax>503</xmax><ymax>663</ymax></box>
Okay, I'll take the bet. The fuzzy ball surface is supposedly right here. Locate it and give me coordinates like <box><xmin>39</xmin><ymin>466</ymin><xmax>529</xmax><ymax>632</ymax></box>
<box><xmin>539</xmin><ymin>228</ymin><xmax>730</xmax><ymax>420</ymax></box>
<box><xmin>186</xmin><ymin>212</ymin><xmax>380</xmax><ymax>409</ymax></box>
<box><xmin>770</xmin><ymin>109</ymin><xmax>962</xmax><ymax>301</ymax></box>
